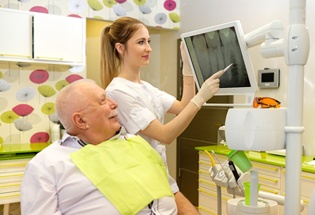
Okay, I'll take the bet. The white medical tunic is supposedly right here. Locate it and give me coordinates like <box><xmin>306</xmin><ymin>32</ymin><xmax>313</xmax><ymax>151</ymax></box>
<box><xmin>20</xmin><ymin>130</ymin><xmax>177</xmax><ymax>215</ymax></box>
<box><xmin>106</xmin><ymin>77</ymin><xmax>179</xmax><ymax>193</ymax></box>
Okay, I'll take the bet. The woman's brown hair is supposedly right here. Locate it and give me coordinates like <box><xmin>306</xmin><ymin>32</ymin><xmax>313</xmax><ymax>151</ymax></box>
<box><xmin>100</xmin><ymin>17</ymin><xmax>145</xmax><ymax>88</ymax></box>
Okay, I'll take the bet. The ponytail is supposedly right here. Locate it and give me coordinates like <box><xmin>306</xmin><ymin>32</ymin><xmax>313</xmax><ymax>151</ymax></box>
<box><xmin>100</xmin><ymin>26</ymin><xmax>119</xmax><ymax>88</ymax></box>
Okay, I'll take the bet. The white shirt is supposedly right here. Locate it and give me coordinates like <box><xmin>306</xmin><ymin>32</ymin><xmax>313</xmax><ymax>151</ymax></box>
<box><xmin>20</xmin><ymin>128</ymin><xmax>177</xmax><ymax>215</ymax></box>
<box><xmin>106</xmin><ymin>77</ymin><xmax>179</xmax><ymax>193</ymax></box>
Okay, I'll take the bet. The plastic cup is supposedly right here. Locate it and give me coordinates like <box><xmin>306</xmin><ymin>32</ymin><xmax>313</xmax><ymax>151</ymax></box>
<box><xmin>228</xmin><ymin>150</ymin><xmax>252</xmax><ymax>172</ymax></box>
<box><xmin>244</xmin><ymin>181</ymin><xmax>261</xmax><ymax>206</ymax></box>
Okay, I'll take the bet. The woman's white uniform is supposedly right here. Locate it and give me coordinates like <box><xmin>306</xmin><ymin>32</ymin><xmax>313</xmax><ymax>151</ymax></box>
<box><xmin>106</xmin><ymin>77</ymin><xmax>179</xmax><ymax>193</ymax></box>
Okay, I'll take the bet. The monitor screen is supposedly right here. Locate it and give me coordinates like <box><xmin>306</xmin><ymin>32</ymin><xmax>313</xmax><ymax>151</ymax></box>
<box><xmin>181</xmin><ymin>21</ymin><xmax>258</xmax><ymax>96</ymax></box>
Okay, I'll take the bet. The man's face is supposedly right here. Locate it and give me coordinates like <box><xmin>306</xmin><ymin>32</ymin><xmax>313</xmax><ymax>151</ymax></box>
<box><xmin>81</xmin><ymin>83</ymin><xmax>120</xmax><ymax>142</ymax></box>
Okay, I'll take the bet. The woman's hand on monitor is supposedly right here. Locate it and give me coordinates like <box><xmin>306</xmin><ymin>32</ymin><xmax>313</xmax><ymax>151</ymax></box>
<box><xmin>180</xmin><ymin>42</ymin><xmax>193</xmax><ymax>77</ymax></box>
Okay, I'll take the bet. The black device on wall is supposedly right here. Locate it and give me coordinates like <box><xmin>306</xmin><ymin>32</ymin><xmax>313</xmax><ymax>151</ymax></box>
<box><xmin>258</xmin><ymin>68</ymin><xmax>280</xmax><ymax>88</ymax></box>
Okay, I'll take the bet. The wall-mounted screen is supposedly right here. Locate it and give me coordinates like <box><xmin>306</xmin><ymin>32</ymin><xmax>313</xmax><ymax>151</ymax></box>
<box><xmin>181</xmin><ymin>20</ymin><xmax>258</xmax><ymax>96</ymax></box>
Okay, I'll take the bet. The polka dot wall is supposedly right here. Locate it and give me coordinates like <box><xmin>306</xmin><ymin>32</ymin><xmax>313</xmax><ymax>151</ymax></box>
<box><xmin>0</xmin><ymin>0</ymin><xmax>180</xmax><ymax>29</ymax></box>
<box><xmin>0</xmin><ymin>0</ymin><xmax>180</xmax><ymax>145</ymax></box>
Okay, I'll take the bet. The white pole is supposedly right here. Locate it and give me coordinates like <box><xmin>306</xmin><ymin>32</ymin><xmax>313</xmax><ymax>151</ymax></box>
<box><xmin>284</xmin><ymin>0</ymin><xmax>309</xmax><ymax>214</ymax></box>
<box><xmin>284</xmin><ymin>65</ymin><xmax>304</xmax><ymax>215</ymax></box>
<box><xmin>250</xmin><ymin>170</ymin><xmax>258</xmax><ymax>206</ymax></box>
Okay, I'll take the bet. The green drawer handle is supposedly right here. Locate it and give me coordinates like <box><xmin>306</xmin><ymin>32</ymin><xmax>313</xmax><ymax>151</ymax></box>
<box><xmin>198</xmin><ymin>169</ymin><xmax>209</xmax><ymax>174</ymax></box>
<box><xmin>198</xmin><ymin>188</ymin><xmax>229</xmax><ymax>201</ymax></box>
<box><xmin>254</xmin><ymin>164</ymin><xmax>279</xmax><ymax>171</ymax></box>
<box><xmin>36</xmin><ymin>56</ymin><xmax>64</xmax><ymax>60</ymax></box>
<box><xmin>259</xmin><ymin>175</ymin><xmax>279</xmax><ymax>183</ymax></box>
<box><xmin>0</xmin><ymin>193</ymin><xmax>20</xmax><ymax>199</ymax></box>
<box><xmin>0</xmin><ymin>53</ymin><xmax>31</xmax><ymax>58</ymax></box>
<box><xmin>0</xmin><ymin>183</ymin><xmax>20</xmax><ymax>188</ymax></box>
<box><xmin>0</xmin><ymin>173</ymin><xmax>23</xmax><ymax>178</ymax></box>
<box><xmin>197</xmin><ymin>206</ymin><xmax>216</xmax><ymax>214</ymax></box>
<box><xmin>198</xmin><ymin>179</ymin><xmax>214</xmax><ymax>186</ymax></box>
<box><xmin>260</xmin><ymin>187</ymin><xmax>279</xmax><ymax>194</ymax></box>
<box><xmin>302</xmin><ymin>174</ymin><xmax>315</xmax><ymax>180</ymax></box>
<box><xmin>199</xmin><ymin>161</ymin><xmax>211</xmax><ymax>166</ymax></box>
<box><xmin>0</xmin><ymin>163</ymin><xmax>27</xmax><ymax>168</ymax></box>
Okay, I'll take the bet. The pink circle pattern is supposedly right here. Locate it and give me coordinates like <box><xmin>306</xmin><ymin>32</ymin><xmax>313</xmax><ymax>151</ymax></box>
<box><xmin>30</xmin><ymin>69</ymin><xmax>49</xmax><ymax>84</ymax></box>
<box><xmin>12</xmin><ymin>104</ymin><xmax>34</xmax><ymax>117</ymax></box>
<box><xmin>29</xmin><ymin>6</ymin><xmax>49</xmax><ymax>13</ymax></box>
<box><xmin>30</xmin><ymin>132</ymin><xmax>50</xmax><ymax>143</ymax></box>
<box><xmin>164</xmin><ymin>0</ymin><xmax>176</xmax><ymax>11</ymax></box>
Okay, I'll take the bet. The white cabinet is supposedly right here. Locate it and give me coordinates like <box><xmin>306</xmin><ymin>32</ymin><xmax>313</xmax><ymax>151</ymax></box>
<box><xmin>251</xmin><ymin>161</ymin><xmax>281</xmax><ymax>195</ymax></box>
<box><xmin>0</xmin><ymin>9</ymin><xmax>32</xmax><ymax>60</ymax></box>
<box><xmin>0</xmin><ymin>157</ymin><xmax>33</xmax><ymax>215</ymax></box>
<box><xmin>33</xmin><ymin>13</ymin><xmax>85</xmax><ymax>64</ymax></box>
<box><xmin>0</xmin><ymin>8</ymin><xmax>86</xmax><ymax>66</ymax></box>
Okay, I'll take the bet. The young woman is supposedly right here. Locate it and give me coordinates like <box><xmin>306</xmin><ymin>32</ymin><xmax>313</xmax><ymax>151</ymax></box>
<box><xmin>101</xmin><ymin>17</ymin><xmax>224</xmax><ymax>215</ymax></box>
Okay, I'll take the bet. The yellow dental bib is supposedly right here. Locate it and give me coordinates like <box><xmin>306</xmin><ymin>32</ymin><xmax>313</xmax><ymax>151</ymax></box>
<box><xmin>70</xmin><ymin>135</ymin><xmax>173</xmax><ymax>215</ymax></box>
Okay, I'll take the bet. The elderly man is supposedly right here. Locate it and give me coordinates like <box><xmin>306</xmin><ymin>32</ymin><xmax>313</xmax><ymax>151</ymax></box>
<box><xmin>20</xmin><ymin>79</ymin><xmax>177</xmax><ymax>215</ymax></box>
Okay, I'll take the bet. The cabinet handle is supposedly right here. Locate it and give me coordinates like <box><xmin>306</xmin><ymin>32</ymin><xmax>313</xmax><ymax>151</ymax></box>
<box><xmin>282</xmin><ymin>169</ymin><xmax>315</xmax><ymax>180</ymax></box>
<box><xmin>0</xmin><ymin>163</ymin><xmax>27</xmax><ymax>168</ymax></box>
<box><xmin>198</xmin><ymin>188</ymin><xmax>216</xmax><ymax>197</ymax></box>
<box><xmin>0</xmin><ymin>53</ymin><xmax>31</xmax><ymax>58</ymax></box>
<box><xmin>198</xmin><ymin>179</ymin><xmax>213</xmax><ymax>186</ymax></box>
<box><xmin>0</xmin><ymin>182</ymin><xmax>21</xmax><ymax>188</ymax></box>
<box><xmin>0</xmin><ymin>173</ymin><xmax>23</xmax><ymax>178</ymax></box>
<box><xmin>198</xmin><ymin>206</ymin><xmax>216</xmax><ymax>215</ymax></box>
<box><xmin>259</xmin><ymin>175</ymin><xmax>279</xmax><ymax>183</ymax></box>
<box><xmin>260</xmin><ymin>187</ymin><xmax>279</xmax><ymax>194</ymax></box>
<box><xmin>198</xmin><ymin>169</ymin><xmax>209</xmax><ymax>175</ymax></box>
<box><xmin>0</xmin><ymin>193</ymin><xmax>20</xmax><ymax>199</ymax></box>
<box><xmin>301</xmin><ymin>174</ymin><xmax>315</xmax><ymax>180</ymax></box>
<box><xmin>254</xmin><ymin>164</ymin><xmax>278</xmax><ymax>171</ymax></box>
<box><xmin>199</xmin><ymin>161</ymin><xmax>211</xmax><ymax>166</ymax></box>
<box><xmin>36</xmin><ymin>56</ymin><xmax>64</xmax><ymax>61</ymax></box>
<box><xmin>198</xmin><ymin>188</ymin><xmax>229</xmax><ymax>201</ymax></box>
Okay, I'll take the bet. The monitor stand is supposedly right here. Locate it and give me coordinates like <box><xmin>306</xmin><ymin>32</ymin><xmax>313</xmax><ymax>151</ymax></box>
<box><xmin>203</xmin><ymin>93</ymin><xmax>255</xmax><ymax>107</ymax></box>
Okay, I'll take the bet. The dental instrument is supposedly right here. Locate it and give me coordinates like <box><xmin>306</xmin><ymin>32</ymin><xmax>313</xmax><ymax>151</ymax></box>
<box><xmin>218</xmin><ymin>63</ymin><xmax>233</xmax><ymax>78</ymax></box>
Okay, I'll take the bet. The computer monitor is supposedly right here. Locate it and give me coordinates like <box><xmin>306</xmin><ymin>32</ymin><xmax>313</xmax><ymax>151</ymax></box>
<box><xmin>181</xmin><ymin>20</ymin><xmax>258</xmax><ymax>96</ymax></box>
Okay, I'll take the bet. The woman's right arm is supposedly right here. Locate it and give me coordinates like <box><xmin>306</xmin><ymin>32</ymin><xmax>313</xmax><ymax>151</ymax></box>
<box><xmin>140</xmin><ymin>69</ymin><xmax>225</xmax><ymax>144</ymax></box>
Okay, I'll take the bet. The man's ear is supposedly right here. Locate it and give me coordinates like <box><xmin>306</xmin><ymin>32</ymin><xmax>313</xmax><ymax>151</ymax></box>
<box><xmin>115</xmin><ymin>43</ymin><xmax>125</xmax><ymax>55</ymax></box>
<box><xmin>72</xmin><ymin>113</ymin><xmax>89</xmax><ymax>129</ymax></box>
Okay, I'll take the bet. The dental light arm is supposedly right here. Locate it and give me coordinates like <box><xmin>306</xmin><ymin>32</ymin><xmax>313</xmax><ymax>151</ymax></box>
<box><xmin>244</xmin><ymin>20</ymin><xmax>284</xmax><ymax>48</ymax></box>
<box><xmin>244</xmin><ymin>20</ymin><xmax>285</xmax><ymax>58</ymax></box>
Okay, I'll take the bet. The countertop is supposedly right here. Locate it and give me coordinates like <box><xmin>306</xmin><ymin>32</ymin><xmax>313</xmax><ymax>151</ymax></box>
<box><xmin>0</xmin><ymin>143</ymin><xmax>49</xmax><ymax>160</ymax></box>
<box><xmin>196</xmin><ymin>144</ymin><xmax>315</xmax><ymax>174</ymax></box>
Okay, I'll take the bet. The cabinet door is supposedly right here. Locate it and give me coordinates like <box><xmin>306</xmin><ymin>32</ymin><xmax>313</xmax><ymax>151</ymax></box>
<box><xmin>0</xmin><ymin>9</ymin><xmax>32</xmax><ymax>60</ymax></box>
<box><xmin>33</xmin><ymin>13</ymin><xmax>85</xmax><ymax>64</ymax></box>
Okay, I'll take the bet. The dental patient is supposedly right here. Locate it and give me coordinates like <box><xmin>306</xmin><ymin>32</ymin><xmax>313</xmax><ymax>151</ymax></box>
<box><xmin>20</xmin><ymin>79</ymin><xmax>177</xmax><ymax>215</ymax></box>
